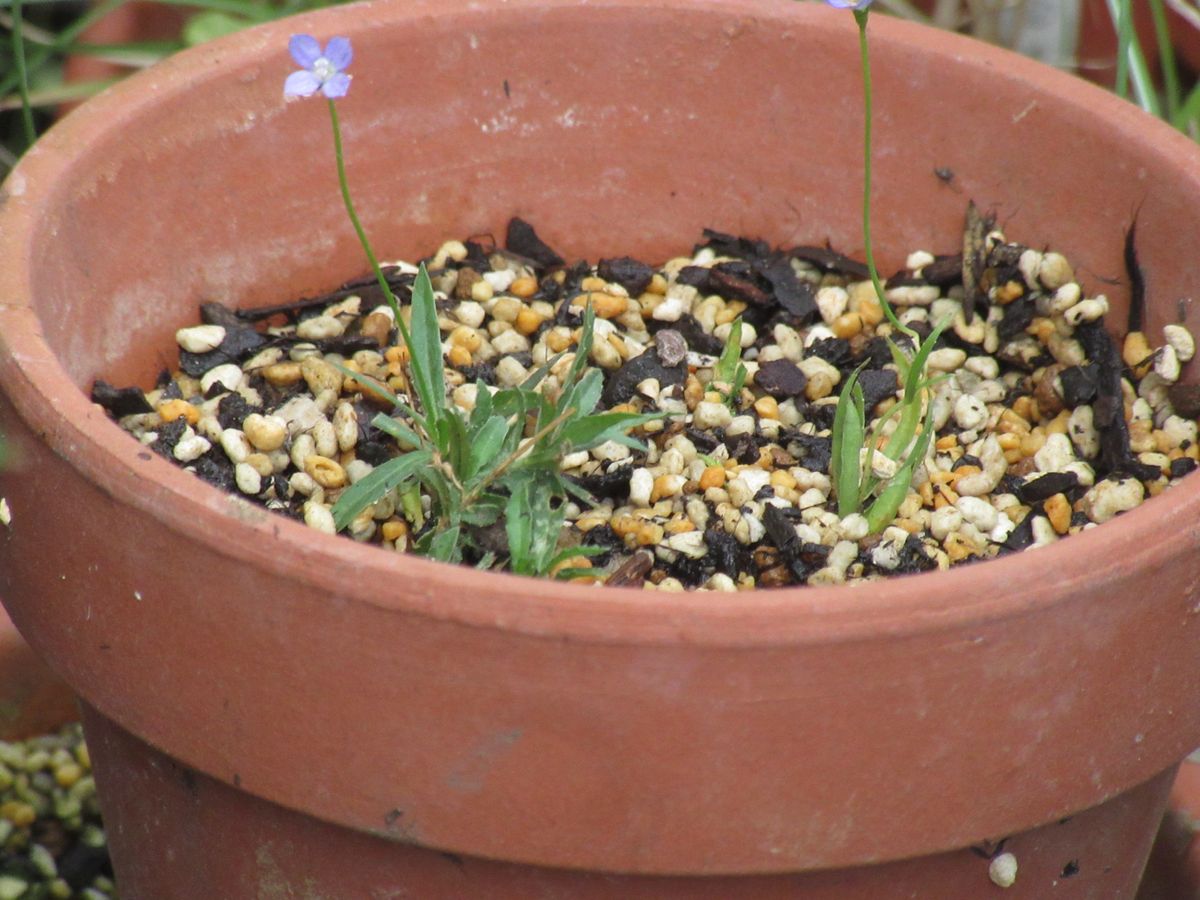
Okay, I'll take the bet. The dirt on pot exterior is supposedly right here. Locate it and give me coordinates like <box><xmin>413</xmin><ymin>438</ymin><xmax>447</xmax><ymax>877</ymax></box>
<box><xmin>94</xmin><ymin>211</ymin><xmax>1199</xmax><ymax>591</ymax></box>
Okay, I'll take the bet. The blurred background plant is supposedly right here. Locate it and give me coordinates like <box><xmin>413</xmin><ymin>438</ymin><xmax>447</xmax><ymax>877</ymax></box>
<box><xmin>1</xmin><ymin>0</ymin><xmax>1199</xmax><ymax>171</ymax></box>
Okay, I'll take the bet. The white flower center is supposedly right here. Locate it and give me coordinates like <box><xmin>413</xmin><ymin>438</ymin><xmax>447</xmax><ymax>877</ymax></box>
<box><xmin>313</xmin><ymin>57</ymin><xmax>336</xmax><ymax>82</ymax></box>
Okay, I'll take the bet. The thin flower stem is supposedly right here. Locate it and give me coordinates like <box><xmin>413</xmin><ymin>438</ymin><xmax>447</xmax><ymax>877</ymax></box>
<box><xmin>10</xmin><ymin>0</ymin><xmax>37</xmax><ymax>149</ymax></box>
<box><xmin>853</xmin><ymin>10</ymin><xmax>917</xmax><ymax>344</ymax></box>
<box><xmin>326</xmin><ymin>99</ymin><xmax>414</xmax><ymax>351</ymax></box>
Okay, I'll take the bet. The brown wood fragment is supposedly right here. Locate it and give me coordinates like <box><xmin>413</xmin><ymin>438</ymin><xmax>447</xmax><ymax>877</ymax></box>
<box><xmin>962</xmin><ymin>201</ymin><xmax>989</xmax><ymax>322</ymax></box>
<box><xmin>1125</xmin><ymin>212</ymin><xmax>1145</xmax><ymax>333</ymax></box>
<box><xmin>605</xmin><ymin>550</ymin><xmax>654</xmax><ymax>586</ymax></box>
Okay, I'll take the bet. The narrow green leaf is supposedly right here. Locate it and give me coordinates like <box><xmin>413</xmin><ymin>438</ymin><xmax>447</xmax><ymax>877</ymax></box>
<box><xmin>406</xmin><ymin>265</ymin><xmax>447</xmax><ymax>432</ymax></box>
<box><xmin>333</xmin><ymin>361</ymin><xmax>401</xmax><ymax>407</ymax></box>
<box><xmin>505</xmin><ymin>480</ymin><xmax>534</xmax><ymax>575</ymax></box>
<box><xmin>429</xmin><ymin>523</ymin><xmax>462</xmax><ymax>563</ymax></box>
<box><xmin>562</xmin><ymin>303</ymin><xmax>596</xmax><ymax>388</ymax></box>
<box><xmin>468</xmin><ymin>377</ymin><xmax>494</xmax><ymax>431</ymax></box>
<box><xmin>716</xmin><ymin>317</ymin><xmax>743</xmax><ymax>384</ymax></box>
<box><xmin>331</xmin><ymin>450</ymin><xmax>432</xmax><ymax>531</ymax></box>
<box><xmin>182</xmin><ymin>10</ymin><xmax>251</xmax><ymax>45</ymax></box>
<box><xmin>371</xmin><ymin>412</ymin><xmax>423</xmax><ymax>451</ymax></box>
<box><xmin>466</xmin><ymin>415</ymin><xmax>509</xmax><ymax>482</ymax></box>
<box><xmin>865</xmin><ymin>415</ymin><xmax>936</xmax><ymax>533</ymax></box>
<box><xmin>559</xmin><ymin>411</ymin><xmax>659</xmax><ymax>452</ymax></box>
<box><xmin>445</xmin><ymin>407</ymin><xmax>471</xmax><ymax>476</ymax></box>
<box><xmin>833</xmin><ymin>372</ymin><xmax>866</xmax><ymax>518</ymax></box>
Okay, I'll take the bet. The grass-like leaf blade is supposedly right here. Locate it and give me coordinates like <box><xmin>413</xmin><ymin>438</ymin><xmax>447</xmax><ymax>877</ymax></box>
<box><xmin>331</xmin><ymin>449</ymin><xmax>432</xmax><ymax>531</ymax></box>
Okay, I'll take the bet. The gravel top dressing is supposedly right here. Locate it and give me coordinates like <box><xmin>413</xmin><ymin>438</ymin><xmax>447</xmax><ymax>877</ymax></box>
<box><xmin>95</xmin><ymin>212</ymin><xmax>1200</xmax><ymax>591</ymax></box>
<box><xmin>0</xmin><ymin>726</ymin><xmax>113</xmax><ymax>899</ymax></box>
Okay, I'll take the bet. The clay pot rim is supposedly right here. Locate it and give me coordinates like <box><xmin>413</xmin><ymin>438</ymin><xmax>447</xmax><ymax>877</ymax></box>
<box><xmin>2</xmin><ymin>0</ymin><xmax>1197</xmax><ymax>646</ymax></box>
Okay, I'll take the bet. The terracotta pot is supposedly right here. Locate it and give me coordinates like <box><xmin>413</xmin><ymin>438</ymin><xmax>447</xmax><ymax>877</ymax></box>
<box><xmin>1</xmin><ymin>0</ymin><xmax>1199</xmax><ymax>896</ymax></box>
<box><xmin>0</xmin><ymin>606</ymin><xmax>77</xmax><ymax>741</ymax></box>
<box><xmin>59</xmin><ymin>2</ymin><xmax>189</xmax><ymax>116</ymax></box>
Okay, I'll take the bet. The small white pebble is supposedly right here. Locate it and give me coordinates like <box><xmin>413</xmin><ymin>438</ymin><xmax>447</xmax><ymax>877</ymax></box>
<box><xmin>1161</xmin><ymin>415</ymin><xmax>1198</xmax><ymax>449</ymax></box>
<box><xmin>906</xmin><ymin>250</ymin><xmax>935</xmax><ymax>271</ymax></box>
<box><xmin>964</xmin><ymin>356</ymin><xmax>1000</xmax><ymax>380</ymax></box>
<box><xmin>816</xmin><ymin>286</ymin><xmax>849</xmax><ymax>325</ymax></box>
<box><xmin>726</xmin><ymin>415</ymin><xmax>756</xmax><ymax>438</ymax></box>
<box><xmin>491</xmin><ymin>329</ymin><xmax>530</xmax><ymax>355</ymax></box>
<box><xmin>628</xmin><ymin>467</ymin><xmax>654</xmax><ymax>507</ymax></box>
<box><xmin>693</xmin><ymin>401</ymin><xmax>734</xmax><ymax>430</ymax></box>
<box><xmin>930</xmin><ymin>506</ymin><xmax>963</xmax><ymax>542</ymax></box>
<box><xmin>234</xmin><ymin>462</ymin><xmax>262</xmax><ymax>495</ymax></box>
<box><xmin>1034</xmin><ymin>433</ymin><xmax>1076</xmax><ymax>473</ymax></box>
<box><xmin>199</xmin><ymin>363</ymin><xmax>243</xmax><ymax>395</ymax></box>
<box><xmin>1038</xmin><ymin>252</ymin><xmax>1074</xmax><ymax>290</ymax></box>
<box><xmin>1067</xmin><ymin>405</ymin><xmax>1100</xmax><ymax>459</ymax></box>
<box><xmin>592</xmin><ymin>440</ymin><xmax>631</xmax><ymax>463</ymax></box>
<box><xmin>482</xmin><ymin>269</ymin><xmax>516</xmax><ymax>292</ymax></box>
<box><xmin>954</xmin><ymin>394</ymin><xmax>988</xmax><ymax>431</ymax></box>
<box><xmin>1029</xmin><ymin>515</ymin><xmax>1058</xmax><ymax>548</ymax></box>
<box><xmin>988</xmin><ymin>852</ymin><xmax>1018</xmax><ymax>888</ymax></box>
<box><xmin>989</xmin><ymin>512</ymin><xmax>1016</xmax><ymax>544</ymax></box>
<box><xmin>219</xmin><ymin>428</ymin><xmax>252</xmax><ymax>464</ymax></box>
<box><xmin>288</xmin><ymin>472</ymin><xmax>319</xmax><ymax>498</ymax></box>
<box><xmin>704</xmin><ymin>573</ymin><xmax>738</xmax><ymax>592</ymax></box>
<box><xmin>559</xmin><ymin>450</ymin><xmax>589</xmax><ymax>470</ymax></box>
<box><xmin>1063</xmin><ymin>296</ymin><xmax>1107</xmax><ymax>326</ymax></box>
<box><xmin>838</xmin><ymin>514</ymin><xmax>869</xmax><ymax>541</ymax></box>
<box><xmin>955</xmin><ymin>496</ymin><xmax>998</xmax><ymax>533</ymax></box>
<box><xmin>494</xmin><ymin>355</ymin><xmax>529</xmax><ymax>388</ymax></box>
<box><xmin>1082</xmin><ymin>477</ymin><xmax>1144</xmax><ymax>524</ymax></box>
<box><xmin>1018</xmin><ymin>248</ymin><xmax>1043</xmax><ymax>287</ymax></box>
<box><xmin>303</xmin><ymin>500</ymin><xmax>336</xmax><ymax>534</ymax></box>
<box><xmin>295</xmin><ymin>315</ymin><xmax>345</xmax><ymax>341</ymax></box>
<box><xmin>175</xmin><ymin>324</ymin><xmax>225</xmax><ymax>354</ymax></box>
<box><xmin>886</xmin><ymin>285</ymin><xmax>939</xmax><ymax>307</ymax></box>
<box><xmin>173</xmin><ymin>433</ymin><xmax>211</xmax><ymax>463</ymax></box>
<box><xmin>664</xmin><ymin>530</ymin><xmax>707</xmax><ymax>559</ymax></box>
<box><xmin>927</xmin><ymin>348</ymin><xmax>968</xmax><ymax>373</ymax></box>
<box><xmin>651</xmin><ymin>288</ymin><xmax>693</xmax><ymax>322</ymax></box>
<box><xmin>1154</xmin><ymin>344</ymin><xmax>1181</xmax><ymax>383</ymax></box>
<box><xmin>1163</xmin><ymin>323</ymin><xmax>1196</xmax><ymax>362</ymax></box>
<box><xmin>454</xmin><ymin>301</ymin><xmax>486</xmax><ymax>328</ymax></box>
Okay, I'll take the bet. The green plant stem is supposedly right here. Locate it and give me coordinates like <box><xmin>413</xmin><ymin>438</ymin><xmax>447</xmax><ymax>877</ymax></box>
<box><xmin>326</xmin><ymin>99</ymin><xmax>414</xmax><ymax>351</ymax></box>
<box><xmin>1113</xmin><ymin>0</ymin><xmax>1132</xmax><ymax>98</ymax></box>
<box><xmin>1106</xmin><ymin>0</ymin><xmax>1161</xmax><ymax>116</ymax></box>
<box><xmin>10</xmin><ymin>0</ymin><xmax>37</xmax><ymax>148</ymax></box>
<box><xmin>0</xmin><ymin>0</ymin><xmax>130</xmax><ymax>101</ymax></box>
<box><xmin>852</xmin><ymin>9</ymin><xmax>916</xmax><ymax>345</ymax></box>
<box><xmin>1149</xmin><ymin>0</ymin><xmax>1180</xmax><ymax>122</ymax></box>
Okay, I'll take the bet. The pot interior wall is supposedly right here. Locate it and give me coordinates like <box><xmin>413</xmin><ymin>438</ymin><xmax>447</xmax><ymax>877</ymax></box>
<box><xmin>27</xmin><ymin>0</ymin><xmax>1200</xmax><ymax>391</ymax></box>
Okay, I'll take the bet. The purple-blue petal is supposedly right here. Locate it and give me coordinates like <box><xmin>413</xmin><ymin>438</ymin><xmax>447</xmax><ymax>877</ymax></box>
<box><xmin>289</xmin><ymin>34</ymin><xmax>322</xmax><ymax>68</ymax></box>
<box><xmin>284</xmin><ymin>69</ymin><xmax>321</xmax><ymax>98</ymax></box>
<box><xmin>321</xmin><ymin>73</ymin><xmax>352</xmax><ymax>99</ymax></box>
<box><xmin>324</xmin><ymin>36</ymin><xmax>353</xmax><ymax>71</ymax></box>
<box><xmin>826</xmin><ymin>0</ymin><xmax>872</xmax><ymax>7</ymax></box>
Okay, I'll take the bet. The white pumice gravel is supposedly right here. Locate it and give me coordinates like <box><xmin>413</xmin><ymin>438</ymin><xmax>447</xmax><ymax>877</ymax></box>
<box><xmin>987</xmin><ymin>851</ymin><xmax>1019</xmax><ymax>888</ymax></box>
<box><xmin>97</xmin><ymin>218</ymin><xmax>1200</xmax><ymax>590</ymax></box>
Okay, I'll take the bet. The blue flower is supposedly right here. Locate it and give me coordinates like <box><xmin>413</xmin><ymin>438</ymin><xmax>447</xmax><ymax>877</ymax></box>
<box><xmin>826</xmin><ymin>0</ymin><xmax>873</xmax><ymax>8</ymax></box>
<box><xmin>284</xmin><ymin>34</ymin><xmax>353</xmax><ymax>100</ymax></box>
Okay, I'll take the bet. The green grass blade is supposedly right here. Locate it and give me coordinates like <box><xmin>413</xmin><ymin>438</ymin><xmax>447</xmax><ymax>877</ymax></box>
<box><xmin>331</xmin><ymin>450</ymin><xmax>432</xmax><ymax>531</ymax></box>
